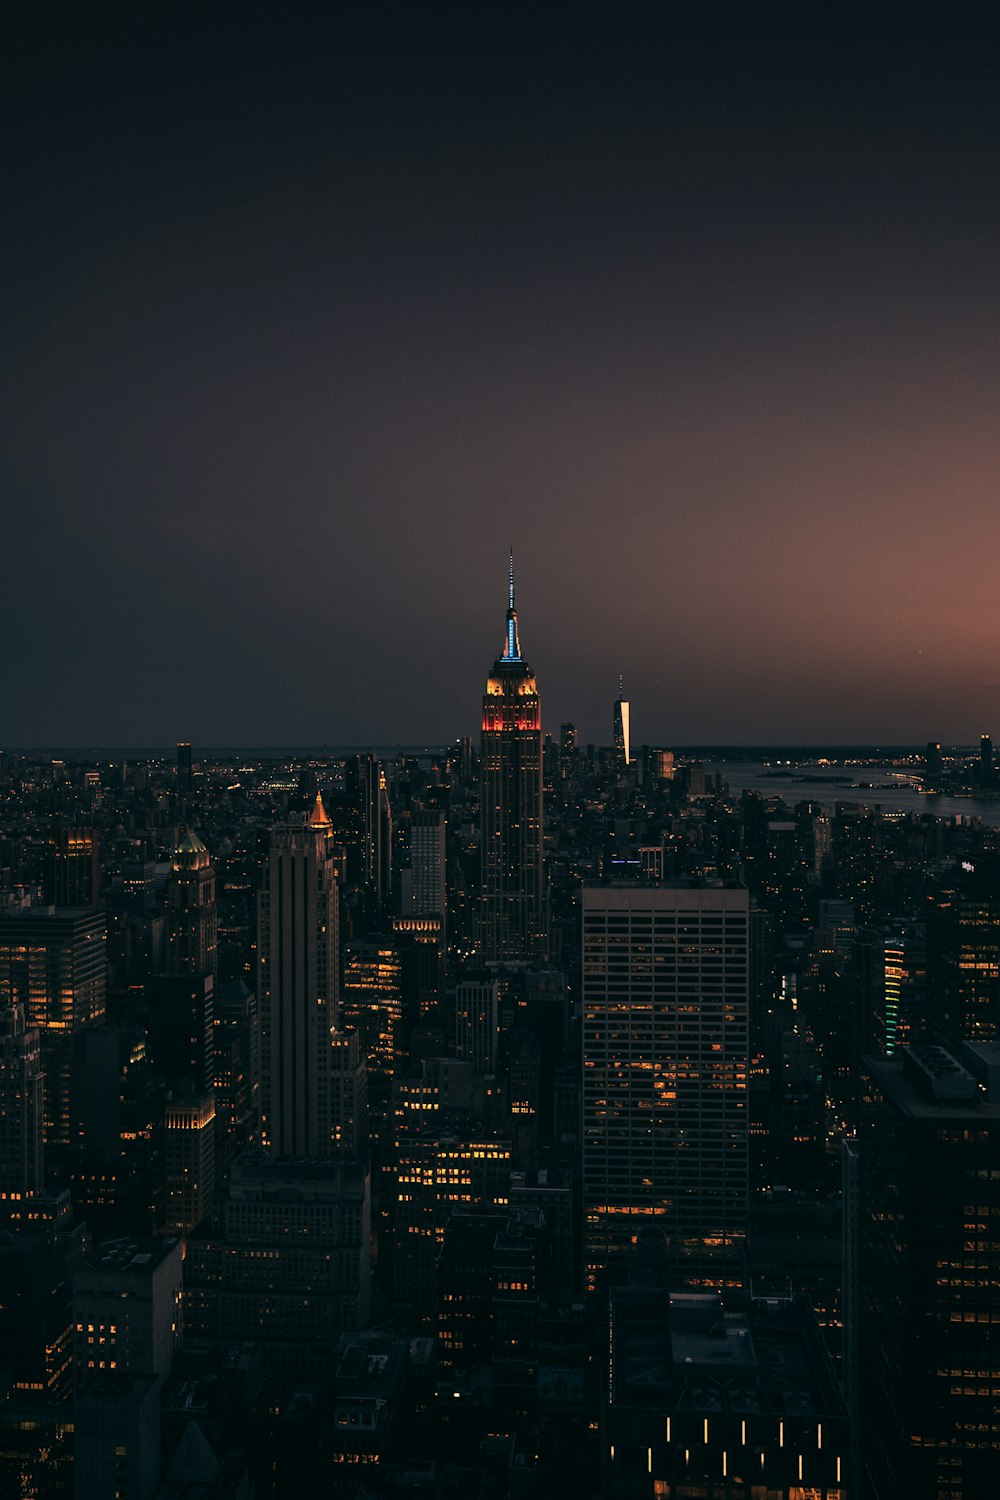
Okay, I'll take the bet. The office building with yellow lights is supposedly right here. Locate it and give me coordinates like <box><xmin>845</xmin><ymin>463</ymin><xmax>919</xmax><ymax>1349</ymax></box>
<box><xmin>583</xmin><ymin>883</ymin><xmax>749</xmax><ymax>1291</ymax></box>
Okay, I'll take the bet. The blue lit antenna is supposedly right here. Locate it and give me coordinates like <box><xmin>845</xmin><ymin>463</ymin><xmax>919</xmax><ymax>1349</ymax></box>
<box><xmin>503</xmin><ymin>549</ymin><xmax>522</xmax><ymax>661</ymax></box>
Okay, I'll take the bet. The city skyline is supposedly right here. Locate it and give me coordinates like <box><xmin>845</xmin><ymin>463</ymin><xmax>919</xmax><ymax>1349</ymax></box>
<box><xmin>5</xmin><ymin>9</ymin><xmax>1000</xmax><ymax>745</ymax></box>
<box><xmin>6</xmin><ymin>9</ymin><xmax>1000</xmax><ymax>1495</ymax></box>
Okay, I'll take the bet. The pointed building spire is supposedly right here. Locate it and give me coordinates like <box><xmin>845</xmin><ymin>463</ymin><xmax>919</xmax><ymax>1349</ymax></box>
<box><xmin>618</xmin><ymin>672</ymin><xmax>624</xmax><ymax>700</ymax></box>
<box><xmin>502</xmin><ymin>549</ymin><xmax>522</xmax><ymax>662</ymax></box>
<box><xmin>309</xmin><ymin>790</ymin><xmax>332</xmax><ymax>828</ymax></box>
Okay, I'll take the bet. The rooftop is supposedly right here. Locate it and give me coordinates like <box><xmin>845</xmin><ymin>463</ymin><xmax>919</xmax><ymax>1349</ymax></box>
<box><xmin>864</xmin><ymin>1046</ymin><xmax>1000</xmax><ymax>1119</ymax></box>
<box><xmin>610</xmin><ymin>1290</ymin><xmax>845</xmax><ymax>1420</ymax></box>
<box><xmin>83</xmin><ymin>1234</ymin><xmax>182</xmax><ymax>1275</ymax></box>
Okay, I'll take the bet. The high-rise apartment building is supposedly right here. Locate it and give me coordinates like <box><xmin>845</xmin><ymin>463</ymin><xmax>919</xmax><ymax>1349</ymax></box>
<box><xmin>258</xmin><ymin>795</ymin><xmax>345</xmax><ymax>1159</ymax></box>
<box><xmin>165</xmin><ymin>829</ymin><xmax>217</xmax><ymax>979</ymax></box>
<box><xmin>582</xmin><ymin>883</ymin><xmax>749</xmax><ymax>1291</ymax></box>
<box><xmin>480</xmin><ymin>557</ymin><xmax>545</xmax><ymax>962</ymax></box>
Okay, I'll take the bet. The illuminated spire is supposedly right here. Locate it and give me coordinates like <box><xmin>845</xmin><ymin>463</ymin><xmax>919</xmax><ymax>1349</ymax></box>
<box><xmin>618</xmin><ymin>673</ymin><xmax>624</xmax><ymax>700</ymax></box>
<box><xmin>502</xmin><ymin>549</ymin><xmax>522</xmax><ymax>662</ymax></box>
<box><xmin>309</xmin><ymin>791</ymin><xmax>332</xmax><ymax>828</ymax></box>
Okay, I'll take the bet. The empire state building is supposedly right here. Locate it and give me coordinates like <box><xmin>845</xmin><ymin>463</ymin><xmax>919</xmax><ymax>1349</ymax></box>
<box><xmin>480</xmin><ymin>556</ymin><xmax>546</xmax><ymax>961</ymax></box>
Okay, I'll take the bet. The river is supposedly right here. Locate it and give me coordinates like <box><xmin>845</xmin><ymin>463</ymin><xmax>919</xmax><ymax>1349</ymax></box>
<box><xmin>705</xmin><ymin>761</ymin><xmax>1000</xmax><ymax>828</ymax></box>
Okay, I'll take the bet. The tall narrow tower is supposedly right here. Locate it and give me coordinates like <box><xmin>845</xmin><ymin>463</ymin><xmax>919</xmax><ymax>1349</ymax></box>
<box><xmin>480</xmin><ymin>554</ymin><xmax>545</xmax><ymax>962</ymax></box>
<box><xmin>613</xmin><ymin>674</ymin><xmax>631</xmax><ymax>770</ymax></box>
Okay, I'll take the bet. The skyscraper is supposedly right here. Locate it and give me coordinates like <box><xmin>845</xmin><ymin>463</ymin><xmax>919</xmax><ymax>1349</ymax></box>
<box><xmin>853</xmin><ymin>1043</ymin><xmax>1000</xmax><ymax>1500</ymax></box>
<box><xmin>455</xmin><ymin>977</ymin><xmax>500</xmax><ymax>1073</ymax></box>
<box><xmin>259</xmin><ymin>793</ymin><xmax>344</xmax><ymax>1159</ymax></box>
<box><xmin>328</xmin><ymin>754</ymin><xmax>392</xmax><ymax>924</ymax></box>
<box><xmin>165</xmin><ymin>828</ymin><xmax>218</xmax><ymax>978</ymax></box>
<box><xmin>480</xmin><ymin>555</ymin><xmax>545</xmax><ymax>962</ymax></box>
<box><xmin>612</xmin><ymin>675</ymin><xmax>630</xmax><ymax>770</ymax></box>
<box><xmin>0</xmin><ymin>907</ymin><xmax>106</xmax><ymax>1147</ymax></box>
<box><xmin>176</xmin><ymin>740</ymin><xmax>192</xmax><ymax>791</ymax></box>
<box><xmin>41</xmin><ymin>827</ymin><xmax>100</xmax><ymax>907</ymax></box>
<box><xmin>980</xmin><ymin>732</ymin><xmax>994</xmax><ymax>786</ymax></box>
<box><xmin>403</xmin><ymin>809</ymin><xmax>447</xmax><ymax>945</ymax></box>
<box><xmin>0</xmin><ymin>1000</ymin><xmax>45</xmax><ymax>1214</ymax></box>
<box><xmin>582</xmin><ymin>882</ymin><xmax>749</xmax><ymax>1291</ymax></box>
<box><xmin>163</xmin><ymin>1090</ymin><xmax>216</xmax><ymax>1234</ymax></box>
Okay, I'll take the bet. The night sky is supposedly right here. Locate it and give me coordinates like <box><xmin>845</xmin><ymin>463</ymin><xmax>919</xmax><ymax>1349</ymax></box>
<box><xmin>5</xmin><ymin>4</ymin><xmax>1000</xmax><ymax>747</ymax></box>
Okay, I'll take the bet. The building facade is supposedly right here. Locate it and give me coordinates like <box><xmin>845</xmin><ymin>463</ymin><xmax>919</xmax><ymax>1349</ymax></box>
<box><xmin>583</xmin><ymin>882</ymin><xmax>750</xmax><ymax>1291</ymax></box>
<box><xmin>0</xmin><ymin>907</ymin><xmax>107</xmax><ymax>1147</ymax></box>
<box><xmin>258</xmin><ymin>795</ymin><xmax>344</xmax><ymax>1159</ymax></box>
<box><xmin>165</xmin><ymin>828</ymin><xmax>218</xmax><ymax>979</ymax></box>
<box><xmin>853</xmin><ymin>1043</ymin><xmax>1000</xmax><ymax>1500</ymax></box>
<box><xmin>0</xmin><ymin>1000</ymin><xmax>45</xmax><ymax>1213</ymax></box>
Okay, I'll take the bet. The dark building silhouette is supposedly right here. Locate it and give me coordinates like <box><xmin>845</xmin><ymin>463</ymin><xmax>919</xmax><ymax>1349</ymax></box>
<box><xmin>183</xmin><ymin>1153</ymin><xmax>371</xmax><ymax>1384</ymax></box>
<box><xmin>145</xmin><ymin>973</ymin><xmax>215</xmax><ymax>1093</ymax></box>
<box><xmin>177</xmin><ymin>740</ymin><xmax>193</xmax><ymax>792</ymax></box>
<box><xmin>212</xmin><ymin>978</ymin><xmax>259</xmax><ymax>1167</ymax></box>
<box><xmin>605</xmin><ymin>1288</ymin><xmax>849</xmax><ymax>1499</ymax></box>
<box><xmin>0</xmin><ymin>1001</ymin><xmax>45</xmax><ymax>1214</ymax></box>
<box><xmin>328</xmin><ymin>754</ymin><xmax>392</xmax><ymax>928</ymax></box>
<box><xmin>930</xmin><ymin>854</ymin><xmax>1000</xmax><ymax>1044</ymax></box>
<box><xmin>73</xmin><ymin>1373</ymin><xmax>161</xmax><ymax>1500</ymax></box>
<box><xmin>0</xmin><ymin>1230</ymin><xmax>73</xmax><ymax>1402</ymax></box>
<box><xmin>0</xmin><ymin>907</ymin><xmax>106</xmax><ymax>1148</ymax></box>
<box><xmin>980</xmin><ymin>732</ymin><xmax>994</xmax><ymax>786</ymax></box>
<box><xmin>852</xmin><ymin>1044</ymin><xmax>1000</xmax><ymax>1500</ymax></box>
<box><xmin>41</xmin><ymin>827</ymin><xmax>100</xmax><ymax>908</ymax></box>
<box><xmin>163</xmin><ymin>1089</ymin><xmax>215</xmax><ymax>1235</ymax></box>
